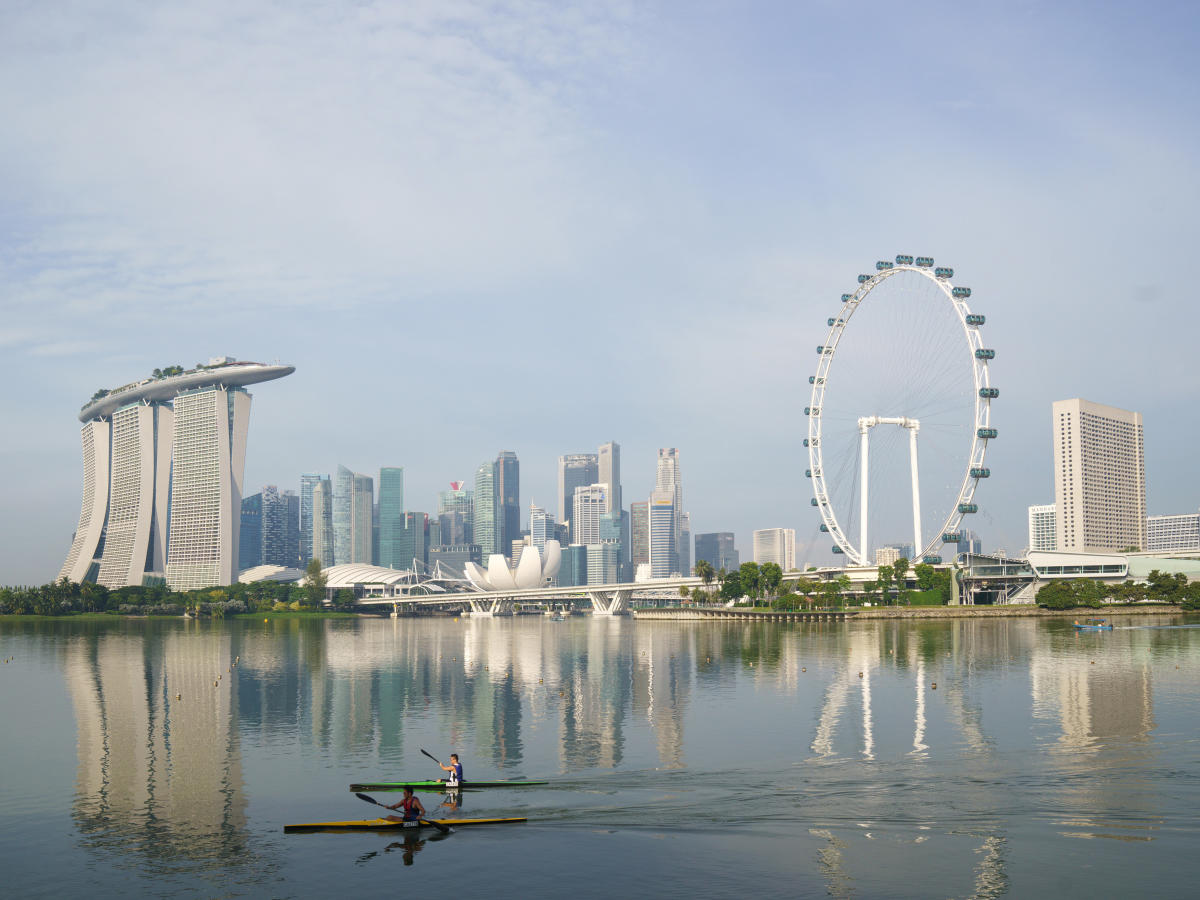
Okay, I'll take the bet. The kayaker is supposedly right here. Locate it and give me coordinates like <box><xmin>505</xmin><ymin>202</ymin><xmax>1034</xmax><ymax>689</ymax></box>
<box><xmin>440</xmin><ymin>753</ymin><xmax>465</xmax><ymax>786</ymax></box>
<box><xmin>386</xmin><ymin>786</ymin><xmax>426</xmax><ymax>822</ymax></box>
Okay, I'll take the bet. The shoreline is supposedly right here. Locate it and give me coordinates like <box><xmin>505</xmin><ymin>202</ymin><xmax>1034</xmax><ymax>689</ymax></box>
<box><xmin>633</xmin><ymin>604</ymin><xmax>1188</xmax><ymax>621</ymax></box>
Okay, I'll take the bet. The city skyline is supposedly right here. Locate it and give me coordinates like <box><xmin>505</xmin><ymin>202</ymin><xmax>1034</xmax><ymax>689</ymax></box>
<box><xmin>4</xmin><ymin>2</ymin><xmax>1199</xmax><ymax>583</ymax></box>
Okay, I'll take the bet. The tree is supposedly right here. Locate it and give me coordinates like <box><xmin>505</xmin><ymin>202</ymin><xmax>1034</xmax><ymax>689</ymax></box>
<box><xmin>304</xmin><ymin>558</ymin><xmax>328</xmax><ymax>607</ymax></box>
<box><xmin>893</xmin><ymin>557</ymin><xmax>910</xmax><ymax>603</ymax></box>
<box><xmin>862</xmin><ymin>580</ymin><xmax>879</xmax><ymax>604</ymax></box>
<box><xmin>877</xmin><ymin>565</ymin><xmax>894</xmax><ymax>603</ymax></box>
<box><xmin>738</xmin><ymin>562</ymin><xmax>761</xmax><ymax>602</ymax></box>
<box><xmin>695</xmin><ymin>560</ymin><xmax>715</xmax><ymax>592</ymax></box>
<box><xmin>914</xmin><ymin>563</ymin><xmax>936</xmax><ymax>591</ymax></box>
<box><xmin>760</xmin><ymin>563</ymin><xmax>783</xmax><ymax>599</ymax></box>
<box><xmin>720</xmin><ymin>569</ymin><xmax>744</xmax><ymax>602</ymax></box>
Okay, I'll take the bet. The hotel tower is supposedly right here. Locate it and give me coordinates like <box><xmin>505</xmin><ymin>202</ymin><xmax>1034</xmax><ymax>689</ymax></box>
<box><xmin>59</xmin><ymin>358</ymin><xmax>293</xmax><ymax>590</ymax></box>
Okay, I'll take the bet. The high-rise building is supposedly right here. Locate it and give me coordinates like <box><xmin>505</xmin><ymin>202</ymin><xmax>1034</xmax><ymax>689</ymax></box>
<box><xmin>437</xmin><ymin>482</ymin><xmax>474</xmax><ymax>543</ymax></box>
<box><xmin>298</xmin><ymin>473</ymin><xmax>326</xmax><ymax>566</ymax></box>
<box><xmin>311</xmin><ymin>477</ymin><xmax>334</xmax><ymax>566</ymax></box>
<box><xmin>598</xmin><ymin>441</ymin><xmax>621</xmax><ymax>514</ymax></box>
<box><xmin>955</xmin><ymin>529</ymin><xmax>982</xmax><ymax>557</ymax></box>
<box><xmin>1053</xmin><ymin>399</ymin><xmax>1146</xmax><ymax>552</ymax></box>
<box><xmin>1146</xmin><ymin>513</ymin><xmax>1200</xmax><ymax>552</ymax></box>
<box><xmin>351</xmin><ymin>474</ymin><xmax>374</xmax><ymax>564</ymax></box>
<box><xmin>694</xmin><ymin>532</ymin><xmax>738</xmax><ymax>572</ymax></box>
<box><xmin>630</xmin><ymin>501</ymin><xmax>649</xmax><ymax>567</ymax></box>
<box><xmin>558</xmin><ymin>453</ymin><xmax>598</xmax><ymax>527</ymax></box>
<box><xmin>239</xmin><ymin>492</ymin><xmax>263</xmax><ymax>571</ymax></box>
<box><xmin>496</xmin><ymin>451</ymin><xmax>520</xmax><ymax>558</ymax></box>
<box><xmin>572</xmin><ymin>483</ymin><xmax>608</xmax><ymax>546</ymax></box>
<box><xmin>587</xmin><ymin>543</ymin><xmax>619</xmax><ymax>585</ymax></box>
<box><xmin>333</xmin><ymin>465</ymin><xmax>354</xmax><ymax>566</ymax></box>
<box><xmin>377</xmin><ymin>467</ymin><xmax>405</xmax><ymax>570</ymax></box>
<box><xmin>59</xmin><ymin>359</ymin><xmax>292</xmax><ymax>588</ymax></box>
<box><xmin>654</xmin><ymin>448</ymin><xmax>685</xmax><ymax>573</ymax></box>
<box><xmin>560</xmin><ymin>545</ymin><xmax>588</xmax><ymax>587</ymax></box>
<box><xmin>648</xmin><ymin>490</ymin><xmax>677</xmax><ymax>577</ymax></box>
<box><xmin>875</xmin><ymin>546</ymin><xmax>901</xmax><ymax>566</ymax></box>
<box><xmin>753</xmin><ymin>528</ymin><xmax>796</xmax><ymax>570</ymax></box>
<box><xmin>678</xmin><ymin>511</ymin><xmax>692</xmax><ymax>575</ymax></box>
<box><xmin>395</xmin><ymin>512</ymin><xmax>427</xmax><ymax>569</ymax></box>
<box><xmin>428</xmin><ymin>544</ymin><xmax>482</xmax><ymax>578</ymax></box>
<box><xmin>474</xmin><ymin>461</ymin><xmax>499</xmax><ymax>557</ymax></box>
<box><xmin>1028</xmin><ymin>503</ymin><xmax>1057</xmax><ymax>552</ymax></box>
<box><xmin>529</xmin><ymin>504</ymin><xmax>555</xmax><ymax>553</ymax></box>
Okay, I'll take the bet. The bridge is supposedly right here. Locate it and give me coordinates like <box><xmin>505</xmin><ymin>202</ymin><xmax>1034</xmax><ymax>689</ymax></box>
<box><xmin>353</xmin><ymin>576</ymin><xmax>708</xmax><ymax>616</ymax></box>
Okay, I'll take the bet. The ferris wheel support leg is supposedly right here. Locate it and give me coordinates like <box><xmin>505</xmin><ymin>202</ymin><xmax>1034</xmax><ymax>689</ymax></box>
<box><xmin>909</xmin><ymin>425</ymin><xmax>922</xmax><ymax>560</ymax></box>
<box><xmin>860</xmin><ymin>425</ymin><xmax>870</xmax><ymax>562</ymax></box>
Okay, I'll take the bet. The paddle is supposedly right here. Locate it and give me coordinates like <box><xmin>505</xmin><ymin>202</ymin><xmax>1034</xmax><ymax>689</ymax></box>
<box><xmin>355</xmin><ymin>792</ymin><xmax>450</xmax><ymax>834</ymax></box>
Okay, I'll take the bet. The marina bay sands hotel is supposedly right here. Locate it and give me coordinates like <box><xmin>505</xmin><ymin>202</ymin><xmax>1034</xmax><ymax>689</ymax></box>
<box><xmin>58</xmin><ymin>358</ymin><xmax>293</xmax><ymax>590</ymax></box>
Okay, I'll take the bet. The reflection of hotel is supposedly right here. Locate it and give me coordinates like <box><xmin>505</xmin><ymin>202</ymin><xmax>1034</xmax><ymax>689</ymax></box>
<box><xmin>66</xmin><ymin>628</ymin><xmax>246</xmax><ymax>859</ymax></box>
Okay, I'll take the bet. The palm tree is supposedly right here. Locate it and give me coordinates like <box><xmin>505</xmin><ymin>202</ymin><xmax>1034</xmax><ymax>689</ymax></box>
<box><xmin>695</xmin><ymin>560</ymin><xmax>715</xmax><ymax>592</ymax></box>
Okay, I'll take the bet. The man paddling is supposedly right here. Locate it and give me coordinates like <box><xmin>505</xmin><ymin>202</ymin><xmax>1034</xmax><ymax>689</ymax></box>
<box><xmin>385</xmin><ymin>786</ymin><xmax>426</xmax><ymax>822</ymax></box>
<box><xmin>440</xmin><ymin>752</ymin><xmax>465</xmax><ymax>786</ymax></box>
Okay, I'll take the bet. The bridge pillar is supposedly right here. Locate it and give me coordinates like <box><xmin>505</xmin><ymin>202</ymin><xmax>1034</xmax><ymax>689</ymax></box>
<box><xmin>588</xmin><ymin>589</ymin><xmax>631</xmax><ymax>616</ymax></box>
<box><xmin>468</xmin><ymin>597</ymin><xmax>514</xmax><ymax>617</ymax></box>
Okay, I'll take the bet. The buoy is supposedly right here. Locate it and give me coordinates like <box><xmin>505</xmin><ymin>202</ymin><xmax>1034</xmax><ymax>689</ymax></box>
<box><xmin>931</xmin><ymin>683</ymin><xmax>937</xmax><ymax>689</ymax></box>
<box><xmin>263</xmin><ymin>619</ymin><xmax>268</xmax><ymax>623</ymax></box>
<box><xmin>539</xmin><ymin>679</ymin><xmax>543</xmax><ymax>683</ymax></box>
<box><xmin>1090</xmin><ymin>661</ymin><xmax>1095</xmax><ymax>665</ymax></box>
<box><xmin>858</xmin><ymin>672</ymin><xmax>863</xmax><ymax>678</ymax></box>
<box><xmin>559</xmin><ymin>691</ymin><xmax>565</xmax><ymax>697</ymax></box>
<box><xmin>214</xmin><ymin>680</ymin><xmax>219</xmax><ymax>687</ymax></box>
<box><xmin>176</xmin><ymin>694</ymin><xmax>181</xmax><ymax>700</ymax></box>
<box><xmin>802</xmin><ymin>667</ymin><xmax>806</xmax><ymax>672</ymax></box>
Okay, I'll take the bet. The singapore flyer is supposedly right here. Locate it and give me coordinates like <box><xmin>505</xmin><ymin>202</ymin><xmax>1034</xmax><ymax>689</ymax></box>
<box><xmin>805</xmin><ymin>255</ymin><xmax>995</xmax><ymax>567</ymax></box>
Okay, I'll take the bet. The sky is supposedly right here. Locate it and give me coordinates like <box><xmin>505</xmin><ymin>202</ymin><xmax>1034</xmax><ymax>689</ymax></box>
<box><xmin>2</xmin><ymin>0</ymin><xmax>1198</xmax><ymax>584</ymax></box>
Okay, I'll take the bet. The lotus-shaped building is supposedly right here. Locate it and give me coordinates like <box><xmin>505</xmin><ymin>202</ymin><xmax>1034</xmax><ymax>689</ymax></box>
<box><xmin>463</xmin><ymin>541</ymin><xmax>561</xmax><ymax>591</ymax></box>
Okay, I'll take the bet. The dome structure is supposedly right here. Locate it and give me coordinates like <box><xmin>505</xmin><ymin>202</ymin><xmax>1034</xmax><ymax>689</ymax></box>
<box><xmin>464</xmin><ymin>541</ymin><xmax>562</xmax><ymax>591</ymax></box>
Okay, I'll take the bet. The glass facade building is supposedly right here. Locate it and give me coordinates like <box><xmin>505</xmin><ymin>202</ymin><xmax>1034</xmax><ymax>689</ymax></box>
<box><xmin>377</xmin><ymin>466</ymin><xmax>405</xmax><ymax>569</ymax></box>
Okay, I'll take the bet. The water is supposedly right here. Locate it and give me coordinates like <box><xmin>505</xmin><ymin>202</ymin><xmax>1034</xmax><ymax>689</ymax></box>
<box><xmin>2</xmin><ymin>613</ymin><xmax>1199</xmax><ymax>898</ymax></box>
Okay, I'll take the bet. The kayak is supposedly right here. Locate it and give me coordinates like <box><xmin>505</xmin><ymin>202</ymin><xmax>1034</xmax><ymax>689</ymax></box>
<box><xmin>285</xmin><ymin>816</ymin><xmax>526</xmax><ymax>833</ymax></box>
<box><xmin>349</xmin><ymin>779</ymin><xmax>548</xmax><ymax>792</ymax></box>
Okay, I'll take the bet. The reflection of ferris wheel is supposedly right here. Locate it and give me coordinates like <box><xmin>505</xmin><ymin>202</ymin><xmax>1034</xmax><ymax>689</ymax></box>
<box><xmin>805</xmin><ymin>255</ymin><xmax>995</xmax><ymax>567</ymax></box>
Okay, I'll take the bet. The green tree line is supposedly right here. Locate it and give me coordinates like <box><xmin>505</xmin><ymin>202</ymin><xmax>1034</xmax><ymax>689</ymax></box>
<box><xmin>1037</xmin><ymin>570</ymin><xmax>1200</xmax><ymax>610</ymax></box>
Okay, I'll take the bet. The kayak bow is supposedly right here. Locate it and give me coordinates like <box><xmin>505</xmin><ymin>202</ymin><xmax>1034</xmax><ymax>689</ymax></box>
<box><xmin>285</xmin><ymin>816</ymin><xmax>526</xmax><ymax>833</ymax></box>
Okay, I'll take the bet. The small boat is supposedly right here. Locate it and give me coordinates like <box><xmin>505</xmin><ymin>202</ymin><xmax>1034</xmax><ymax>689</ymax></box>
<box><xmin>349</xmin><ymin>779</ymin><xmax>548</xmax><ymax>792</ymax></box>
<box><xmin>1073</xmin><ymin>618</ymin><xmax>1114</xmax><ymax>631</ymax></box>
<box><xmin>284</xmin><ymin>816</ymin><xmax>526</xmax><ymax>833</ymax></box>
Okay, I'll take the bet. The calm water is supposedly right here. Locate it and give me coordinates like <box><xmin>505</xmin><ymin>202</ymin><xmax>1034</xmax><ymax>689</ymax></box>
<box><xmin>2</xmin><ymin>613</ymin><xmax>1199</xmax><ymax>898</ymax></box>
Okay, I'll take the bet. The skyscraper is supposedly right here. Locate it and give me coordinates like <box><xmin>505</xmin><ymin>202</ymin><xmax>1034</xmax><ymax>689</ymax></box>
<box><xmin>598</xmin><ymin>441</ymin><xmax>621</xmax><ymax>514</ymax></box>
<box><xmin>496</xmin><ymin>451</ymin><xmax>520</xmax><ymax>558</ymax></box>
<box><xmin>396</xmin><ymin>512</ymin><xmax>427</xmax><ymax>569</ymax></box>
<box><xmin>351</xmin><ymin>474</ymin><xmax>374</xmax><ymax>564</ymax></box>
<box><xmin>244</xmin><ymin>485</ymin><xmax>299</xmax><ymax>568</ymax></box>
<box><xmin>558</xmin><ymin>453</ymin><xmax>598</xmax><ymax>527</ymax></box>
<box><xmin>572</xmin><ymin>484</ymin><xmax>608</xmax><ymax>546</ymax></box>
<box><xmin>298</xmin><ymin>473</ymin><xmax>327</xmax><ymax>566</ymax></box>
<box><xmin>474</xmin><ymin>461</ymin><xmax>499</xmax><ymax>557</ymax></box>
<box><xmin>59</xmin><ymin>359</ymin><xmax>293</xmax><ymax>588</ymax></box>
<box><xmin>753</xmin><ymin>528</ymin><xmax>796</xmax><ymax>570</ymax></box>
<box><xmin>437</xmin><ymin>482</ymin><xmax>474</xmax><ymax>543</ymax></box>
<box><xmin>694</xmin><ymin>532</ymin><xmax>738</xmax><ymax>572</ymax></box>
<box><xmin>377</xmin><ymin>467</ymin><xmax>405</xmax><ymax>570</ymax></box>
<box><xmin>239</xmin><ymin>492</ymin><xmax>263</xmax><ymax>571</ymax></box>
<box><xmin>654</xmin><ymin>448</ymin><xmax>685</xmax><ymax>573</ymax></box>
<box><xmin>955</xmin><ymin>529</ymin><xmax>982</xmax><ymax>557</ymax></box>
<box><xmin>678</xmin><ymin>511</ymin><xmax>692</xmax><ymax>575</ymax></box>
<box><xmin>1052</xmin><ymin>399</ymin><xmax>1146</xmax><ymax>552</ymax></box>
<box><xmin>529</xmin><ymin>503</ymin><xmax>555</xmax><ymax>553</ymax></box>
<box><xmin>648</xmin><ymin>490</ymin><xmax>677</xmax><ymax>577</ymax></box>
<box><xmin>333</xmin><ymin>464</ymin><xmax>354</xmax><ymax>567</ymax></box>
<box><xmin>1028</xmin><ymin>503</ymin><xmax>1057</xmax><ymax>552</ymax></box>
<box><xmin>311</xmin><ymin>478</ymin><xmax>335</xmax><ymax>566</ymax></box>
<box><xmin>630</xmin><ymin>501</ymin><xmax>649</xmax><ymax>567</ymax></box>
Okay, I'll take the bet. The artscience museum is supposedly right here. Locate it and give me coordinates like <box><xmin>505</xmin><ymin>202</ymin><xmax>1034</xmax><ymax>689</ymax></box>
<box><xmin>463</xmin><ymin>541</ymin><xmax>562</xmax><ymax>591</ymax></box>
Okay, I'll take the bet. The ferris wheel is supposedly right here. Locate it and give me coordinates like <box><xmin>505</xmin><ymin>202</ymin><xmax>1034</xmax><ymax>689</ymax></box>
<box><xmin>805</xmin><ymin>255</ymin><xmax>995</xmax><ymax>567</ymax></box>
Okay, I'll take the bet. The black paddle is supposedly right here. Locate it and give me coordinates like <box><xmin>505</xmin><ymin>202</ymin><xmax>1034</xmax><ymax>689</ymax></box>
<box><xmin>355</xmin><ymin>792</ymin><xmax>450</xmax><ymax>834</ymax></box>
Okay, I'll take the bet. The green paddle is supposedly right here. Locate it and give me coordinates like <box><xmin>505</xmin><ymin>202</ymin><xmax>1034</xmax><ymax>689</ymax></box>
<box><xmin>355</xmin><ymin>792</ymin><xmax>450</xmax><ymax>834</ymax></box>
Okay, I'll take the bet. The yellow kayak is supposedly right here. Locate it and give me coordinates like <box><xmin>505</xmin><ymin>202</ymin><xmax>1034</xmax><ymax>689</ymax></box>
<box><xmin>284</xmin><ymin>816</ymin><xmax>526</xmax><ymax>833</ymax></box>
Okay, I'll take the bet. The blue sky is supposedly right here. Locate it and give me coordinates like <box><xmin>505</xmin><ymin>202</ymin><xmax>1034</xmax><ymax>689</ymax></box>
<box><xmin>2</xmin><ymin>0</ymin><xmax>1198</xmax><ymax>584</ymax></box>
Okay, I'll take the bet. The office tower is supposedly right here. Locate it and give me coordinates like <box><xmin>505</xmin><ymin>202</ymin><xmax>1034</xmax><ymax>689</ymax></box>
<box><xmin>436</xmin><ymin>511</ymin><xmax>468</xmax><ymax>546</ymax></box>
<box><xmin>655</xmin><ymin>448</ymin><xmax>685</xmax><ymax>571</ymax></box>
<box><xmin>1053</xmin><ymin>398</ymin><xmax>1146</xmax><ymax>552</ymax></box>
<box><xmin>438</xmin><ymin>482</ymin><xmax>474</xmax><ymax>541</ymax></box>
<box><xmin>598</xmin><ymin>441</ymin><xmax>621</xmax><ymax>513</ymax></box>
<box><xmin>560</xmin><ymin>545</ymin><xmax>588</xmax><ymax>587</ymax></box>
<box><xmin>1146</xmin><ymin>513</ymin><xmax>1200</xmax><ymax>552</ymax></box>
<box><xmin>60</xmin><ymin>359</ymin><xmax>292</xmax><ymax>588</ymax></box>
<box><xmin>694</xmin><ymin>532</ymin><xmax>738</xmax><ymax>572</ymax></box>
<box><xmin>333</xmin><ymin>465</ymin><xmax>354</xmax><ymax>566</ymax></box>
<box><xmin>377</xmin><ymin>467</ymin><xmax>405</xmax><ymax>569</ymax></box>
<box><xmin>350</xmin><ymin>474</ymin><xmax>374</xmax><ymax>564</ymax></box>
<box><xmin>875</xmin><ymin>546</ymin><xmax>901</xmax><ymax>566</ymax></box>
<box><xmin>474</xmin><ymin>460</ymin><xmax>499</xmax><ymax>556</ymax></box>
<box><xmin>496</xmin><ymin>451</ymin><xmax>520</xmax><ymax>558</ymax></box>
<box><xmin>572</xmin><ymin>484</ymin><xmax>608</xmax><ymax>545</ymax></box>
<box><xmin>648</xmin><ymin>490</ymin><xmax>677</xmax><ymax>577</ymax></box>
<box><xmin>529</xmin><ymin>504</ymin><xmax>555</xmax><ymax>553</ymax></box>
<box><xmin>311</xmin><ymin>477</ymin><xmax>334</xmax><ymax>566</ymax></box>
<box><xmin>956</xmin><ymin>530</ymin><xmax>981</xmax><ymax>557</ymax></box>
<box><xmin>587</xmin><ymin>543</ymin><xmax>619</xmax><ymax>585</ymax></box>
<box><xmin>428</xmin><ymin>544</ymin><xmax>482</xmax><ymax>578</ymax></box>
<box><xmin>239</xmin><ymin>492</ymin><xmax>263</xmax><ymax>570</ymax></box>
<box><xmin>679</xmin><ymin>512</ymin><xmax>692</xmax><ymax>575</ymax></box>
<box><xmin>395</xmin><ymin>512</ymin><xmax>426</xmax><ymax>569</ymax></box>
<box><xmin>753</xmin><ymin>528</ymin><xmax>796</xmax><ymax>570</ymax></box>
<box><xmin>558</xmin><ymin>453</ymin><xmax>598</xmax><ymax>526</ymax></box>
<box><xmin>298</xmin><ymin>473</ymin><xmax>326</xmax><ymax>566</ymax></box>
<box><xmin>630</xmin><ymin>501</ymin><xmax>649</xmax><ymax>567</ymax></box>
<box><xmin>1028</xmin><ymin>504</ymin><xmax>1056</xmax><ymax>552</ymax></box>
